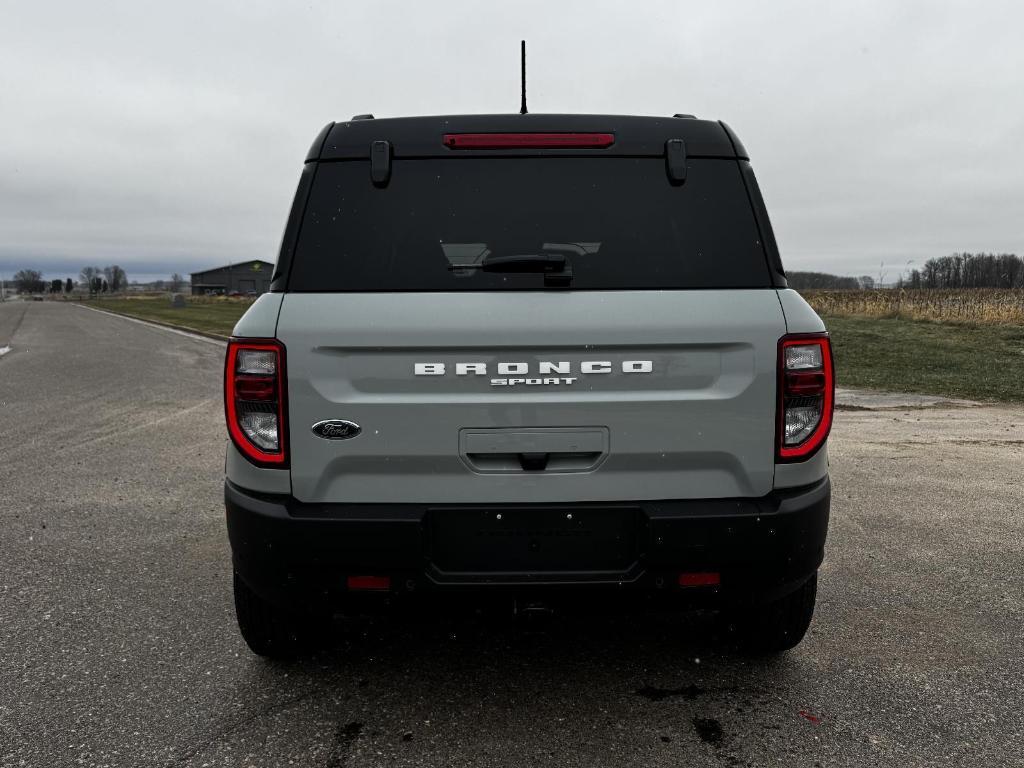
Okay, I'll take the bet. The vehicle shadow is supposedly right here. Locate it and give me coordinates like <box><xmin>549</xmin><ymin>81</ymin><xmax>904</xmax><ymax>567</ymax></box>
<box><xmin>208</xmin><ymin>607</ymin><xmax>820</xmax><ymax>766</ymax></box>
<box><xmin>307</xmin><ymin>606</ymin><xmax>797</xmax><ymax>713</ymax></box>
<box><xmin>291</xmin><ymin>603</ymin><xmax>801</xmax><ymax>691</ymax></box>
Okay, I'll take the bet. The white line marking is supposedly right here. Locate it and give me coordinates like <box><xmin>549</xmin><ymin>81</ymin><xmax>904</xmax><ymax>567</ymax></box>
<box><xmin>0</xmin><ymin>345</ymin><xmax>11</xmax><ymax>357</ymax></box>
<box><xmin>73</xmin><ymin>303</ymin><xmax>226</xmax><ymax>346</ymax></box>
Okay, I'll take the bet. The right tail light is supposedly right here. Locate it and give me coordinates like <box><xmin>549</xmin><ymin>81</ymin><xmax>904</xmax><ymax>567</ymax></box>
<box><xmin>777</xmin><ymin>334</ymin><xmax>834</xmax><ymax>462</ymax></box>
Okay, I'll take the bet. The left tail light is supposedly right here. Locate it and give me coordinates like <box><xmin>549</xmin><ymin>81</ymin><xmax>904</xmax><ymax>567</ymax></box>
<box><xmin>225</xmin><ymin>339</ymin><xmax>287</xmax><ymax>467</ymax></box>
<box><xmin>777</xmin><ymin>333</ymin><xmax>834</xmax><ymax>462</ymax></box>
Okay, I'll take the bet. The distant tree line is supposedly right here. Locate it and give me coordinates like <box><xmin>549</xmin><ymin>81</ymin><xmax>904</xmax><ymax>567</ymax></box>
<box><xmin>79</xmin><ymin>265</ymin><xmax>128</xmax><ymax>294</ymax></box>
<box><xmin>142</xmin><ymin>273</ymin><xmax>186</xmax><ymax>292</ymax></box>
<box><xmin>10</xmin><ymin>270</ymin><xmax>73</xmax><ymax>294</ymax></box>
<box><xmin>790</xmin><ymin>253</ymin><xmax>1023</xmax><ymax>290</ymax></box>
<box><xmin>6</xmin><ymin>267</ymin><xmax>191</xmax><ymax>296</ymax></box>
<box><xmin>905</xmin><ymin>253</ymin><xmax>1023</xmax><ymax>289</ymax></box>
<box><xmin>9</xmin><ymin>265</ymin><xmax>131</xmax><ymax>294</ymax></box>
<box><xmin>787</xmin><ymin>272</ymin><xmax>874</xmax><ymax>290</ymax></box>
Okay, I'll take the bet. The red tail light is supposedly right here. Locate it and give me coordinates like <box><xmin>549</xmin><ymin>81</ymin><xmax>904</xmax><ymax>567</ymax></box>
<box><xmin>443</xmin><ymin>132</ymin><xmax>615</xmax><ymax>150</ymax></box>
<box><xmin>347</xmin><ymin>575</ymin><xmax>391</xmax><ymax>591</ymax></box>
<box><xmin>777</xmin><ymin>334</ymin><xmax>834</xmax><ymax>462</ymax></box>
<box><xmin>225</xmin><ymin>339</ymin><xmax>287</xmax><ymax>467</ymax></box>
<box><xmin>678</xmin><ymin>572</ymin><xmax>721</xmax><ymax>587</ymax></box>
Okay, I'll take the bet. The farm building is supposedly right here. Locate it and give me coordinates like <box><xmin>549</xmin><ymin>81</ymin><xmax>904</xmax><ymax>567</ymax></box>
<box><xmin>190</xmin><ymin>260</ymin><xmax>275</xmax><ymax>295</ymax></box>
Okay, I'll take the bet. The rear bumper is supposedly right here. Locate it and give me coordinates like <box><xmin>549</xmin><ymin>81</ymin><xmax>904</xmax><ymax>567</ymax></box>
<box><xmin>225</xmin><ymin>477</ymin><xmax>830</xmax><ymax>613</ymax></box>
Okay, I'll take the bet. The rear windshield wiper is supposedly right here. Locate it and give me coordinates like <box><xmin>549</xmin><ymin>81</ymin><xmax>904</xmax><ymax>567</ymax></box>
<box><xmin>449</xmin><ymin>252</ymin><xmax>573</xmax><ymax>286</ymax></box>
<box><xmin>462</xmin><ymin>253</ymin><xmax>568</xmax><ymax>273</ymax></box>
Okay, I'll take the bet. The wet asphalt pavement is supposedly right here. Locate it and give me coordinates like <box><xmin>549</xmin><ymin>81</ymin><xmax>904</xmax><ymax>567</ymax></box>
<box><xmin>1</xmin><ymin>301</ymin><xmax>1022</xmax><ymax>767</ymax></box>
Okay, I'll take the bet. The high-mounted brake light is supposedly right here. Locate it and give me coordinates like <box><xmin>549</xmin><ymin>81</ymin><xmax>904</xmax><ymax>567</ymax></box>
<box><xmin>225</xmin><ymin>339</ymin><xmax>287</xmax><ymax>467</ymax></box>
<box><xmin>443</xmin><ymin>132</ymin><xmax>615</xmax><ymax>150</ymax></box>
<box><xmin>777</xmin><ymin>334</ymin><xmax>834</xmax><ymax>462</ymax></box>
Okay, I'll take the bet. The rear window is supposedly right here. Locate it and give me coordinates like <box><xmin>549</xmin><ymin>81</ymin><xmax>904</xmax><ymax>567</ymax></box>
<box><xmin>287</xmin><ymin>158</ymin><xmax>772</xmax><ymax>291</ymax></box>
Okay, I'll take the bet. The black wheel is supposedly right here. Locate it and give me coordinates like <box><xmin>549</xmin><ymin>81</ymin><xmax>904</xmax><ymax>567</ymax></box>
<box><xmin>724</xmin><ymin>572</ymin><xmax>817</xmax><ymax>654</ymax></box>
<box><xmin>233</xmin><ymin>572</ymin><xmax>325</xmax><ymax>658</ymax></box>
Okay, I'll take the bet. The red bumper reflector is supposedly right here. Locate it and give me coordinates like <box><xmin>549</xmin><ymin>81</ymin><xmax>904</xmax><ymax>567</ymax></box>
<box><xmin>347</xmin><ymin>575</ymin><xmax>391</xmax><ymax>591</ymax></box>
<box><xmin>443</xmin><ymin>132</ymin><xmax>615</xmax><ymax>150</ymax></box>
<box><xmin>678</xmin><ymin>572</ymin><xmax>721</xmax><ymax>587</ymax></box>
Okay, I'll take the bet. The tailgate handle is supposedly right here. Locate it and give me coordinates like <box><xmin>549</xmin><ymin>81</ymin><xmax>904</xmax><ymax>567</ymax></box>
<box><xmin>460</xmin><ymin>427</ymin><xmax>609</xmax><ymax>474</ymax></box>
<box><xmin>464</xmin><ymin>451</ymin><xmax>602</xmax><ymax>472</ymax></box>
<box><xmin>518</xmin><ymin>452</ymin><xmax>549</xmax><ymax>471</ymax></box>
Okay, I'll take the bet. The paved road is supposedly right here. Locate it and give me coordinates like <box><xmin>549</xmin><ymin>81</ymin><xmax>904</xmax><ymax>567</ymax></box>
<box><xmin>2</xmin><ymin>302</ymin><xmax>1022</xmax><ymax>767</ymax></box>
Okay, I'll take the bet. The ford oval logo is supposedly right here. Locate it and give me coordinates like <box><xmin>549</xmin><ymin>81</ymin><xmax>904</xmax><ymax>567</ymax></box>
<box><xmin>311</xmin><ymin>419</ymin><xmax>362</xmax><ymax>440</ymax></box>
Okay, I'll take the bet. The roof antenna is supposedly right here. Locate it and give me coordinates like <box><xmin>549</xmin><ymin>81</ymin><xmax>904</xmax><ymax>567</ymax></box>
<box><xmin>519</xmin><ymin>40</ymin><xmax>528</xmax><ymax>114</ymax></box>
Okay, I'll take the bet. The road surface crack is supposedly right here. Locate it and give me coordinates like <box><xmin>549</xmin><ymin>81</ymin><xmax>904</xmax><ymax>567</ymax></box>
<box><xmin>164</xmin><ymin>687</ymin><xmax>323</xmax><ymax>767</ymax></box>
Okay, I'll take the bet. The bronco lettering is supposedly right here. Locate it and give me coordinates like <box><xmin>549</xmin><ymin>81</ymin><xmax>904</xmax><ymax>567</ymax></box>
<box><xmin>414</xmin><ymin>360</ymin><xmax>653</xmax><ymax>378</ymax></box>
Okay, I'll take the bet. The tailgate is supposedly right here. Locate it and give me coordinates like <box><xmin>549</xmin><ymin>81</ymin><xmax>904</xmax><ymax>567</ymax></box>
<box><xmin>277</xmin><ymin>290</ymin><xmax>784</xmax><ymax>504</ymax></box>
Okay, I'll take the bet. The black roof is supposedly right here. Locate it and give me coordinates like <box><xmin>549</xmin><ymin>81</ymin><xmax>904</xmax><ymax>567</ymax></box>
<box><xmin>306</xmin><ymin>114</ymin><xmax>749</xmax><ymax>162</ymax></box>
<box><xmin>190</xmin><ymin>260</ymin><xmax>274</xmax><ymax>277</ymax></box>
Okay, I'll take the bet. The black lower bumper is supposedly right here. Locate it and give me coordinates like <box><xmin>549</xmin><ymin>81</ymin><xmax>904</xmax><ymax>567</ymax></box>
<box><xmin>225</xmin><ymin>478</ymin><xmax>830</xmax><ymax>613</ymax></box>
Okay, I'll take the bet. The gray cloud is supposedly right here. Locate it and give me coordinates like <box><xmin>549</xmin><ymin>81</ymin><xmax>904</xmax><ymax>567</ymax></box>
<box><xmin>1</xmin><ymin>0</ymin><xmax>1021</xmax><ymax>283</ymax></box>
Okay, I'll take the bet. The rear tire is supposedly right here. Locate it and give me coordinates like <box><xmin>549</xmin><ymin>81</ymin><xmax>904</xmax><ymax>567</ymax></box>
<box><xmin>725</xmin><ymin>571</ymin><xmax>817</xmax><ymax>654</ymax></box>
<box><xmin>233</xmin><ymin>572</ymin><xmax>325</xmax><ymax>659</ymax></box>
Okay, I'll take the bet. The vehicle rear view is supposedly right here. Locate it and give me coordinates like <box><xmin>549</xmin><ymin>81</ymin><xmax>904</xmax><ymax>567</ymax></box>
<box><xmin>224</xmin><ymin>113</ymin><xmax>834</xmax><ymax>658</ymax></box>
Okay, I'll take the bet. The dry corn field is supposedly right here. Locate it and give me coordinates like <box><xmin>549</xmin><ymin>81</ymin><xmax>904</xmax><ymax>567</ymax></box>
<box><xmin>803</xmin><ymin>288</ymin><xmax>1024</xmax><ymax>324</ymax></box>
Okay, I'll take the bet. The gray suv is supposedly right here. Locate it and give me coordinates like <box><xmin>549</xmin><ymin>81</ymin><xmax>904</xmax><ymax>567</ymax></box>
<box><xmin>223</xmin><ymin>113</ymin><xmax>834</xmax><ymax>658</ymax></box>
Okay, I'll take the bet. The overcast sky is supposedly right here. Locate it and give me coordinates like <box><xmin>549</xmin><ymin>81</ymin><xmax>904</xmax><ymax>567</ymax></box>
<box><xmin>1</xmin><ymin>0</ymin><xmax>1021</xmax><ymax>283</ymax></box>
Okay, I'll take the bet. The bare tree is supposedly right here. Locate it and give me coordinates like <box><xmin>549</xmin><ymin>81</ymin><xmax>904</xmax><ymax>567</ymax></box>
<box><xmin>80</xmin><ymin>266</ymin><xmax>101</xmax><ymax>294</ymax></box>
<box><xmin>169</xmin><ymin>273</ymin><xmax>185</xmax><ymax>292</ymax></box>
<box><xmin>13</xmin><ymin>269</ymin><xmax>45</xmax><ymax>293</ymax></box>
<box><xmin>103</xmin><ymin>265</ymin><xmax>128</xmax><ymax>292</ymax></box>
